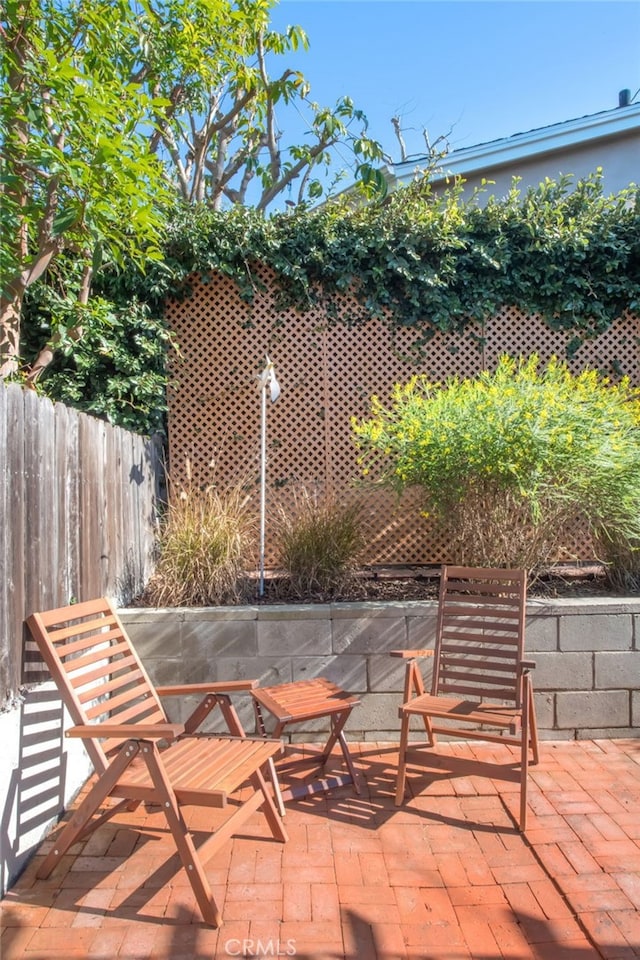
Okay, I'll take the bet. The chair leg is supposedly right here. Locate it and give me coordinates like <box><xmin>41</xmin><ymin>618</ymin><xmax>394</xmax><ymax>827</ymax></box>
<box><xmin>395</xmin><ymin>711</ymin><xmax>411</xmax><ymax>806</ymax></box>
<box><xmin>528</xmin><ymin>680</ymin><xmax>540</xmax><ymax>764</ymax></box>
<box><xmin>519</xmin><ymin>700</ymin><xmax>530</xmax><ymax>832</ymax></box>
<box><xmin>320</xmin><ymin>711</ymin><xmax>360</xmax><ymax>795</ymax></box>
<box><xmin>267</xmin><ymin>756</ymin><xmax>286</xmax><ymax>818</ymax></box>
<box><xmin>321</xmin><ymin>710</ymin><xmax>349</xmax><ymax>760</ymax></box>
<box><xmin>37</xmin><ymin>740</ymin><xmax>142</xmax><ymax>879</ymax></box>
<box><xmin>141</xmin><ymin>741</ymin><xmax>223</xmax><ymax>927</ymax></box>
<box><xmin>250</xmin><ymin>768</ymin><xmax>288</xmax><ymax>843</ymax></box>
<box><xmin>422</xmin><ymin>711</ymin><xmax>436</xmax><ymax>747</ymax></box>
<box><xmin>252</xmin><ymin>702</ymin><xmax>288</xmax><ymax>817</ymax></box>
<box><xmin>338</xmin><ymin>730</ymin><xmax>361</xmax><ymax>795</ymax></box>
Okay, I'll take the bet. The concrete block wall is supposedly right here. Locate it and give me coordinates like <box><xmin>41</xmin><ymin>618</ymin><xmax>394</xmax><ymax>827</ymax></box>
<box><xmin>119</xmin><ymin>595</ymin><xmax>640</xmax><ymax>743</ymax></box>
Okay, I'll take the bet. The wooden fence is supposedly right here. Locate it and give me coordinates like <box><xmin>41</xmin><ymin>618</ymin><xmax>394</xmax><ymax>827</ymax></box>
<box><xmin>0</xmin><ymin>383</ymin><xmax>162</xmax><ymax>707</ymax></box>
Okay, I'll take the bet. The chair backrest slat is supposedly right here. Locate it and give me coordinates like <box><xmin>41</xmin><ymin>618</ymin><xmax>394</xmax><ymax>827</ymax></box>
<box><xmin>84</xmin><ymin>680</ymin><xmax>156</xmax><ymax>721</ymax></box>
<box><xmin>442</xmin><ymin>657</ymin><xmax>521</xmax><ymax>674</ymax></box>
<box><xmin>441</xmin><ymin>634</ymin><xmax>520</xmax><ymax>650</ymax></box>
<box><xmin>61</xmin><ymin>638</ymin><xmax>131</xmax><ymax>678</ymax></box>
<box><xmin>438</xmin><ymin>644</ymin><xmax>521</xmax><ymax>662</ymax></box>
<box><xmin>439</xmin><ymin>681</ymin><xmax>518</xmax><ymax>701</ymax></box>
<box><xmin>444</xmin><ymin>597</ymin><xmax>518</xmax><ymax>624</ymax></box>
<box><xmin>75</xmin><ymin>656</ymin><xmax>140</xmax><ymax>700</ymax></box>
<box><xmin>444</xmin><ymin>579</ymin><xmax>522</xmax><ymax>597</ymax></box>
<box><xmin>47</xmin><ymin>615</ymin><xmax>119</xmax><ymax>643</ymax></box>
<box><xmin>433</xmin><ymin>566</ymin><xmax>528</xmax><ymax>706</ymax></box>
<box><xmin>442</xmin><ymin>628</ymin><xmax>520</xmax><ymax>645</ymax></box>
<box><xmin>27</xmin><ymin>598</ymin><xmax>168</xmax><ymax>775</ymax></box>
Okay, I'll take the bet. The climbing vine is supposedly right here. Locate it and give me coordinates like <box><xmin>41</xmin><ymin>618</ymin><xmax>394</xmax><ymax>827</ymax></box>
<box><xmin>163</xmin><ymin>171</ymin><xmax>640</xmax><ymax>358</ymax></box>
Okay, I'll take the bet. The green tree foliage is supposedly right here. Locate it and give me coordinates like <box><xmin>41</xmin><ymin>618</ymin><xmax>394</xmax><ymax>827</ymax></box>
<box><xmin>1</xmin><ymin>0</ymin><xmax>384</xmax><ymax>409</ymax></box>
<box><xmin>21</xmin><ymin>259</ymin><xmax>172</xmax><ymax>433</ymax></box>
<box><xmin>0</xmin><ymin>0</ymin><xmax>172</xmax><ymax>378</ymax></box>
<box><xmin>9</xmin><ymin>0</ymin><xmax>636</xmax><ymax>442</ymax></box>
<box><xmin>133</xmin><ymin>0</ymin><xmax>385</xmax><ymax>210</ymax></box>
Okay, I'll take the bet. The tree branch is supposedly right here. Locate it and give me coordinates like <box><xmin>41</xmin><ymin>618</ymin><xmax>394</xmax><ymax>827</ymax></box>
<box><xmin>256</xmin><ymin>137</ymin><xmax>334</xmax><ymax>212</ymax></box>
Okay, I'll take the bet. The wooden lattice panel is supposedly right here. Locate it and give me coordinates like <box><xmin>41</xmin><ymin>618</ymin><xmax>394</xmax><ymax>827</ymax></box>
<box><xmin>484</xmin><ymin>307</ymin><xmax>640</xmax><ymax>382</ymax></box>
<box><xmin>165</xmin><ymin>269</ymin><xmax>639</xmax><ymax>565</ymax></box>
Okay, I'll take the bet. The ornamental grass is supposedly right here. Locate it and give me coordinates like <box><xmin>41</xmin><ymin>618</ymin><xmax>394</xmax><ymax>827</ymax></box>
<box><xmin>274</xmin><ymin>487</ymin><xmax>366</xmax><ymax>598</ymax></box>
<box><xmin>143</xmin><ymin>480</ymin><xmax>256</xmax><ymax>606</ymax></box>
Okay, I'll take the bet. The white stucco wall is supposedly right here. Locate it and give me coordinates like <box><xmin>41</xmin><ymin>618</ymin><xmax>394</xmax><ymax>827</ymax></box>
<box><xmin>0</xmin><ymin>684</ymin><xmax>92</xmax><ymax>897</ymax></box>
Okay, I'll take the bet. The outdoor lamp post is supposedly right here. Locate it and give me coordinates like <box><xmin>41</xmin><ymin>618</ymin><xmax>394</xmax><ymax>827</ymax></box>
<box><xmin>257</xmin><ymin>355</ymin><xmax>280</xmax><ymax>597</ymax></box>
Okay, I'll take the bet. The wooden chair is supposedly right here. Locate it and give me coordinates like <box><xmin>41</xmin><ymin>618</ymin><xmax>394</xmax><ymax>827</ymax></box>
<box><xmin>26</xmin><ymin>598</ymin><xmax>288</xmax><ymax>927</ymax></box>
<box><xmin>251</xmin><ymin>678</ymin><xmax>361</xmax><ymax>815</ymax></box>
<box><xmin>391</xmin><ymin>565</ymin><xmax>539</xmax><ymax>831</ymax></box>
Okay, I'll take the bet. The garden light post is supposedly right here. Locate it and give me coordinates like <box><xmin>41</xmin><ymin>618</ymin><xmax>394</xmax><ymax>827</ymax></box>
<box><xmin>257</xmin><ymin>356</ymin><xmax>280</xmax><ymax>597</ymax></box>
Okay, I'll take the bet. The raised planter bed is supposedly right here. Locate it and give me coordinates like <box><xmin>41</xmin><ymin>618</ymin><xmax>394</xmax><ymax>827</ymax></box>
<box><xmin>120</xmin><ymin>595</ymin><xmax>640</xmax><ymax>741</ymax></box>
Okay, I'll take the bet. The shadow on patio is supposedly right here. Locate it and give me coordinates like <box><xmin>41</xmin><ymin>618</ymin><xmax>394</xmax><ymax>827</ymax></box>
<box><xmin>2</xmin><ymin>739</ymin><xmax>639</xmax><ymax>959</ymax></box>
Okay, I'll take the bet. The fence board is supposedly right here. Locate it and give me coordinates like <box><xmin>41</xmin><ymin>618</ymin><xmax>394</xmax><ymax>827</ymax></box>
<box><xmin>62</xmin><ymin>405</ymin><xmax>80</xmax><ymax>602</ymax></box>
<box><xmin>24</xmin><ymin>389</ymin><xmax>55</xmax><ymax>614</ymax></box>
<box><xmin>6</xmin><ymin>385</ymin><xmax>26</xmax><ymax>699</ymax></box>
<box><xmin>78</xmin><ymin>413</ymin><xmax>100</xmax><ymax>600</ymax></box>
<box><xmin>52</xmin><ymin>400</ymin><xmax>68</xmax><ymax>602</ymax></box>
<box><xmin>0</xmin><ymin>383</ymin><xmax>161</xmax><ymax>707</ymax></box>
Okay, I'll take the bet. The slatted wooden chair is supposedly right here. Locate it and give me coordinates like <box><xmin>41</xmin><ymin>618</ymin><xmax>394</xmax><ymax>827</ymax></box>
<box><xmin>391</xmin><ymin>565</ymin><xmax>539</xmax><ymax>831</ymax></box>
<box><xmin>26</xmin><ymin>597</ymin><xmax>288</xmax><ymax>927</ymax></box>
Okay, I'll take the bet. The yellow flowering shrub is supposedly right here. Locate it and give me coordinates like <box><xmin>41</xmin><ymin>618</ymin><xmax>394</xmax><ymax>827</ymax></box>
<box><xmin>352</xmin><ymin>355</ymin><xmax>640</xmax><ymax>574</ymax></box>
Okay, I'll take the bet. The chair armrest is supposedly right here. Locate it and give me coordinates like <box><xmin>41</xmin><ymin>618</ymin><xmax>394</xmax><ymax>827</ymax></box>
<box><xmin>389</xmin><ymin>650</ymin><xmax>435</xmax><ymax>659</ymax></box>
<box><xmin>156</xmin><ymin>680</ymin><xmax>258</xmax><ymax>696</ymax></box>
<box><xmin>66</xmin><ymin>722</ymin><xmax>185</xmax><ymax>740</ymax></box>
<box><xmin>519</xmin><ymin>659</ymin><xmax>536</xmax><ymax>671</ymax></box>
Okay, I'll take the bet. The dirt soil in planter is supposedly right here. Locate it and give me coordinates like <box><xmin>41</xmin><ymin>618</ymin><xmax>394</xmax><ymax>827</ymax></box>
<box><xmin>251</xmin><ymin>562</ymin><xmax>628</xmax><ymax>605</ymax></box>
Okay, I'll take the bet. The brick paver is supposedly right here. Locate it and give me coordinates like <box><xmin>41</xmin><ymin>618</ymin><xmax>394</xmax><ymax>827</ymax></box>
<box><xmin>1</xmin><ymin>739</ymin><xmax>639</xmax><ymax>959</ymax></box>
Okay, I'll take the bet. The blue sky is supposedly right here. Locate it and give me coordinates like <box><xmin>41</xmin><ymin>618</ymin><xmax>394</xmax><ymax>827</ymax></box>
<box><xmin>268</xmin><ymin>0</ymin><xmax>639</xmax><ymax>185</ymax></box>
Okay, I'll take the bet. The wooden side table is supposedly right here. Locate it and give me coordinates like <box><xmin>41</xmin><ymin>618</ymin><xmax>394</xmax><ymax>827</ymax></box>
<box><xmin>252</xmin><ymin>677</ymin><xmax>361</xmax><ymax>815</ymax></box>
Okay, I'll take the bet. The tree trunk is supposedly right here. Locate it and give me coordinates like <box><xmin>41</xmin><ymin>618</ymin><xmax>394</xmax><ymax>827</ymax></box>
<box><xmin>0</xmin><ymin>289</ymin><xmax>24</xmax><ymax>378</ymax></box>
<box><xmin>0</xmin><ymin>235</ymin><xmax>63</xmax><ymax>379</ymax></box>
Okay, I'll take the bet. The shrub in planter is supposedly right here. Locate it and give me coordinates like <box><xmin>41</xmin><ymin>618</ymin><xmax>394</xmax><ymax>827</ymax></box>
<box><xmin>352</xmin><ymin>354</ymin><xmax>640</xmax><ymax>576</ymax></box>
<box><xmin>274</xmin><ymin>488</ymin><xmax>366</xmax><ymax>598</ymax></box>
<box><xmin>143</xmin><ymin>482</ymin><xmax>256</xmax><ymax>606</ymax></box>
<box><xmin>600</xmin><ymin>539</ymin><xmax>640</xmax><ymax>592</ymax></box>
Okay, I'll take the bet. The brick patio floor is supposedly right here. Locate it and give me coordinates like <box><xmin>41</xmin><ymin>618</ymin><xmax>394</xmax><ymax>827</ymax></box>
<box><xmin>2</xmin><ymin>738</ymin><xmax>639</xmax><ymax>960</ymax></box>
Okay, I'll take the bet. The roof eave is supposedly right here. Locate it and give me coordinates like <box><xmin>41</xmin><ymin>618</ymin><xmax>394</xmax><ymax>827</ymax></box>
<box><xmin>390</xmin><ymin>103</ymin><xmax>640</xmax><ymax>185</ymax></box>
